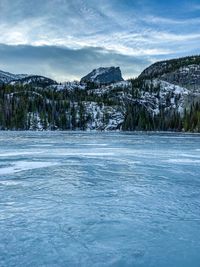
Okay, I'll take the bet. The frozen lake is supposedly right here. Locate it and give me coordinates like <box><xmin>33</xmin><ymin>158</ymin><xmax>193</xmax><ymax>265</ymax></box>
<box><xmin>0</xmin><ymin>132</ymin><xmax>200</xmax><ymax>267</ymax></box>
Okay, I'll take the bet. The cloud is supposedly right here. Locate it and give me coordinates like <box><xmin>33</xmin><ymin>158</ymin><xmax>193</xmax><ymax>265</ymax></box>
<box><xmin>142</xmin><ymin>15</ymin><xmax>200</xmax><ymax>25</ymax></box>
<box><xmin>0</xmin><ymin>44</ymin><xmax>152</xmax><ymax>81</ymax></box>
<box><xmin>1</xmin><ymin>17</ymin><xmax>199</xmax><ymax>58</ymax></box>
<box><xmin>0</xmin><ymin>0</ymin><xmax>199</xmax><ymax>80</ymax></box>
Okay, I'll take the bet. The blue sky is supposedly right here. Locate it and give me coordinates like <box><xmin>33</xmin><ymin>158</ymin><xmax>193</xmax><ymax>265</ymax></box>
<box><xmin>0</xmin><ymin>0</ymin><xmax>199</xmax><ymax>81</ymax></box>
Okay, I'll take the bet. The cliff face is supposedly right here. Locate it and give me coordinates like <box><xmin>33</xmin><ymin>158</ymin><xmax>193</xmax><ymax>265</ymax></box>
<box><xmin>140</xmin><ymin>56</ymin><xmax>200</xmax><ymax>77</ymax></box>
<box><xmin>80</xmin><ymin>67</ymin><xmax>124</xmax><ymax>84</ymax></box>
<box><xmin>160</xmin><ymin>65</ymin><xmax>200</xmax><ymax>91</ymax></box>
<box><xmin>139</xmin><ymin>56</ymin><xmax>200</xmax><ymax>92</ymax></box>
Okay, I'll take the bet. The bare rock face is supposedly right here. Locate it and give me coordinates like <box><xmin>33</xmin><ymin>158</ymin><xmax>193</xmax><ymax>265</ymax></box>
<box><xmin>161</xmin><ymin>65</ymin><xmax>200</xmax><ymax>91</ymax></box>
<box><xmin>80</xmin><ymin>67</ymin><xmax>124</xmax><ymax>84</ymax></box>
<box><xmin>139</xmin><ymin>55</ymin><xmax>200</xmax><ymax>91</ymax></box>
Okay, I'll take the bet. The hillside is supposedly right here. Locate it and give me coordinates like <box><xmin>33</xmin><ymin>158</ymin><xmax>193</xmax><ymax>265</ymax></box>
<box><xmin>139</xmin><ymin>55</ymin><xmax>200</xmax><ymax>79</ymax></box>
<box><xmin>0</xmin><ymin>56</ymin><xmax>200</xmax><ymax>131</ymax></box>
<box><xmin>0</xmin><ymin>70</ymin><xmax>57</xmax><ymax>87</ymax></box>
<box><xmin>0</xmin><ymin>70</ymin><xmax>28</xmax><ymax>84</ymax></box>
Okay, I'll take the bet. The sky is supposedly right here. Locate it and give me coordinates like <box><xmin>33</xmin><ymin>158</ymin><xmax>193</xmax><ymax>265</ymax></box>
<box><xmin>0</xmin><ymin>0</ymin><xmax>200</xmax><ymax>82</ymax></box>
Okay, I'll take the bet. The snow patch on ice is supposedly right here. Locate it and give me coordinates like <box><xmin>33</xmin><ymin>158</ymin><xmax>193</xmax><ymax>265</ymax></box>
<box><xmin>0</xmin><ymin>161</ymin><xmax>59</xmax><ymax>175</ymax></box>
<box><xmin>165</xmin><ymin>159</ymin><xmax>200</xmax><ymax>164</ymax></box>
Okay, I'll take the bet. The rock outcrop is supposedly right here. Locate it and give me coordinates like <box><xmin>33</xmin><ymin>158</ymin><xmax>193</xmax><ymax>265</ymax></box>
<box><xmin>81</xmin><ymin>67</ymin><xmax>123</xmax><ymax>84</ymax></box>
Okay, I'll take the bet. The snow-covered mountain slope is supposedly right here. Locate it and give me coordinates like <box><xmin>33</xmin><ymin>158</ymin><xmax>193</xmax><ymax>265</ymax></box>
<box><xmin>133</xmin><ymin>56</ymin><xmax>200</xmax><ymax>118</ymax></box>
<box><xmin>139</xmin><ymin>55</ymin><xmax>200</xmax><ymax>91</ymax></box>
<box><xmin>161</xmin><ymin>64</ymin><xmax>200</xmax><ymax>92</ymax></box>
<box><xmin>134</xmin><ymin>79</ymin><xmax>191</xmax><ymax>116</ymax></box>
<box><xmin>79</xmin><ymin>102</ymin><xmax>124</xmax><ymax>131</ymax></box>
<box><xmin>139</xmin><ymin>55</ymin><xmax>200</xmax><ymax>80</ymax></box>
<box><xmin>0</xmin><ymin>70</ymin><xmax>28</xmax><ymax>84</ymax></box>
<box><xmin>53</xmin><ymin>81</ymin><xmax>86</xmax><ymax>91</ymax></box>
<box><xmin>1</xmin><ymin>55</ymin><xmax>200</xmax><ymax>131</ymax></box>
<box><xmin>10</xmin><ymin>75</ymin><xmax>57</xmax><ymax>87</ymax></box>
<box><xmin>0</xmin><ymin>70</ymin><xmax>57</xmax><ymax>87</ymax></box>
<box><xmin>80</xmin><ymin>66</ymin><xmax>124</xmax><ymax>84</ymax></box>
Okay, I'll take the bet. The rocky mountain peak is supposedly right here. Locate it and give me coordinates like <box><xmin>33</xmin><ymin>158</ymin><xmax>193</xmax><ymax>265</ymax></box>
<box><xmin>80</xmin><ymin>66</ymin><xmax>124</xmax><ymax>84</ymax></box>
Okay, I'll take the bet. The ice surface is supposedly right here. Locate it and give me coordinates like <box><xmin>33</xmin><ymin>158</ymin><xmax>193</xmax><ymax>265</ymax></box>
<box><xmin>0</xmin><ymin>132</ymin><xmax>200</xmax><ymax>267</ymax></box>
<box><xmin>0</xmin><ymin>161</ymin><xmax>59</xmax><ymax>175</ymax></box>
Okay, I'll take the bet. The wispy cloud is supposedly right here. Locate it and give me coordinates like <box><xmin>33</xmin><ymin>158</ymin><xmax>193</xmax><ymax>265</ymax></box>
<box><xmin>0</xmin><ymin>0</ymin><xmax>199</xmax><ymax>80</ymax></box>
<box><xmin>142</xmin><ymin>15</ymin><xmax>200</xmax><ymax>25</ymax></box>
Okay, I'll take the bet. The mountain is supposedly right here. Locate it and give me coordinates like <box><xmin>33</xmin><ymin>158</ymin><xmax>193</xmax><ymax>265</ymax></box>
<box><xmin>0</xmin><ymin>70</ymin><xmax>57</xmax><ymax>87</ymax></box>
<box><xmin>0</xmin><ymin>56</ymin><xmax>200</xmax><ymax>132</ymax></box>
<box><xmin>80</xmin><ymin>67</ymin><xmax>124</xmax><ymax>84</ymax></box>
<box><xmin>140</xmin><ymin>55</ymin><xmax>200</xmax><ymax>78</ymax></box>
<box><xmin>139</xmin><ymin>55</ymin><xmax>200</xmax><ymax>91</ymax></box>
<box><xmin>0</xmin><ymin>70</ymin><xmax>28</xmax><ymax>84</ymax></box>
<box><xmin>10</xmin><ymin>75</ymin><xmax>57</xmax><ymax>87</ymax></box>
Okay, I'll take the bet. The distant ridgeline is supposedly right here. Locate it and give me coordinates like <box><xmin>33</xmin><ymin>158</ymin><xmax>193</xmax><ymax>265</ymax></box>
<box><xmin>0</xmin><ymin>56</ymin><xmax>200</xmax><ymax>131</ymax></box>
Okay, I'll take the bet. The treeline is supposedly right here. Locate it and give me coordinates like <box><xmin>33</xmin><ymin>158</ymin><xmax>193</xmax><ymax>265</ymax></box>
<box><xmin>0</xmin><ymin>83</ymin><xmax>117</xmax><ymax>130</ymax></box>
<box><xmin>122</xmin><ymin>102</ymin><xmax>200</xmax><ymax>132</ymax></box>
<box><xmin>0</xmin><ymin>82</ymin><xmax>200</xmax><ymax>132</ymax></box>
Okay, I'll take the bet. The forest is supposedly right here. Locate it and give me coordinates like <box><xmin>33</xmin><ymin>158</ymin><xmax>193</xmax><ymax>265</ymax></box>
<box><xmin>0</xmin><ymin>81</ymin><xmax>200</xmax><ymax>132</ymax></box>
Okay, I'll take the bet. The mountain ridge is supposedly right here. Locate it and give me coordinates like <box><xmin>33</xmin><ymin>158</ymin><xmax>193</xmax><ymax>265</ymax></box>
<box><xmin>0</xmin><ymin>70</ymin><xmax>28</xmax><ymax>84</ymax></box>
<box><xmin>0</xmin><ymin>70</ymin><xmax>57</xmax><ymax>87</ymax></box>
<box><xmin>0</xmin><ymin>55</ymin><xmax>200</xmax><ymax>131</ymax></box>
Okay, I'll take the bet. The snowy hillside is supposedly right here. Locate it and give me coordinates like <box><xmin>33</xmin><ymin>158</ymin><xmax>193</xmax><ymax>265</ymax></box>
<box><xmin>10</xmin><ymin>75</ymin><xmax>57</xmax><ymax>87</ymax></box>
<box><xmin>0</xmin><ymin>70</ymin><xmax>57</xmax><ymax>87</ymax></box>
<box><xmin>0</xmin><ymin>56</ymin><xmax>200</xmax><ymax>131</ymax></box>
<box><xmin>0</xmin><ymin>70</ymin><xmax>28</xmax><ymax>84</ymax></box>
